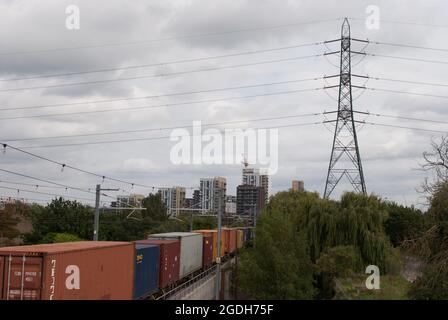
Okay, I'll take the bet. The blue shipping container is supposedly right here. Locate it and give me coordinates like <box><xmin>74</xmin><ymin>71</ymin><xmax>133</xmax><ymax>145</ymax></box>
<box><xmin>134</xmin><ymin>244</ymin><xmax>160</xmax><ymax>299</ymax></box>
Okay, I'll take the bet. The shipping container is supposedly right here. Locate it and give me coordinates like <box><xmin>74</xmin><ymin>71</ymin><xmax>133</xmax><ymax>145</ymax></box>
<box><xmin>237</xmin><ymin>227</ymin><xmax>247</xmax><ymax>243</ymax></box>
<box><xmin>0</xmin><ymin>256</ymin><xmax>4</xmax><ymax>300</ymax></box>
<box><xmin>202</xmin><ymin>234</ymin><xmax>213</xmax><ymax>267</ymax></box>
<box><xmin>0</xmin><ymin>241</ymin><xmax>134</xmax><ymax>300</ymax></box>
<box><xmin>221</xmin><ymin>228</ymin><xmax>230</xmax><ymax>254</ymax></box>
<box><xmin>133</xmin><ymin>244</ymin><xmax>160</xmax><ymax>299</ymax></box>
<box><xmin>223</xmin><ymin>228</ymin><xmax>237</xmax><ymax>253</ymax></box>
<box><xmin>240</xmin><ymin>227</ymin><xmax>254</xmax><ymax>242</ymax></box>
<box><xmin>149</xmin><ymin>232</ymin><xmax>203</xmax><ymax>278</ymax></box>
<box><xmin>236</xmin><ymin>229</ymin><xmax>244</xmax><ymax>250</ymax></box>
<box><xmin>134</xmin><ymin>239</ymin><xmax>180</xmax><ymax>288</ymax></box>
<box><xmin>193</xmin><ymin>230</ymin><xmax>225</xmax><ymax>259</ymax></box>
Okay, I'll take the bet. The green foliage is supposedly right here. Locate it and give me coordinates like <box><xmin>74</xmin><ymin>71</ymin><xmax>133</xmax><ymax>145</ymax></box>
<box><xmin>384</xmin><ymin>247</ymin><xmax>403</xmax><ymax>276</ymax></box>
<box><xmin>238</xmin><ymin>212</ymin><xmax>316</xmax><ymax>299</ymax></box>
<box><xmin>142</xmin><ymin>193</ymin><xmax>168</xmax><ymax>221</ymax></box>
<box><xmin>408</xmin><ymin>264</ymin><xmax>448</xmax><ymax>300</ymax></box>
<box><xmin>427</xmin><ymin>183</ymin><xmax>448</xmax><ymax>244</ymax></box>
<box><xmin>24</xmin><ymin>198</ymin><xmax>93</xmax><ymax>244</ymax></box>
<box><xmin>317</xmin><ymin>246</ymin><xmax>361</xmax><ymax>278</ymax></box>
<box><xmin>22</xmin><ymin>194</ymin><xmax>184</xmax><ymax>243</ymax></box>
<box><xmin>334</xmin><ymin>275</ymin><xmax>410</xmax><ymax>300</ymax></box>
<box><xmin>316</xmin><ymin>245</ymin><xmax>362</xmax><ymax>299</ymax></box>
<box><xmin>40</xmin><ymin>232</ymin><xmax>82</xmax><ymax>243</ymax></box>
<box><xmin>384</xmin><ymin>202</ymin><xmax>426</xmax><ymax>247</ymax></box>
<box><xmin>238</xmin><ymin>191</ymin><xmax>397</xmax><ymax>299</ymax></box>
<box><xmin>0</xmin><ymin>203</ymin><xmax>21</xmax><ymax>240</ymax></box>
<box><xmin>408</xmin><ymin>182</ymin><xmax>448</xmax><ymax>299</ymax></box>
<box><xmin>267</xmin><ymin>191</ymin><xmax>390</xmax><ymax>270</ymax></box>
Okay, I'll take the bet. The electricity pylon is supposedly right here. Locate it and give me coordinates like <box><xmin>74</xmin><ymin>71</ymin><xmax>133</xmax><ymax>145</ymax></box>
<box><xmin>324</xmin><ymin>18</ymin><xmax>366</xmax><ymax>199</ymax></box>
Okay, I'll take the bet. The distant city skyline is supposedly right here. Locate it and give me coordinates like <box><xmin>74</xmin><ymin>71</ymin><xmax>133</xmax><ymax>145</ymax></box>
<box><xmin>0</xmin><ymin>1</ymin><xmax>446</xmax><ymax>210</ymax></box>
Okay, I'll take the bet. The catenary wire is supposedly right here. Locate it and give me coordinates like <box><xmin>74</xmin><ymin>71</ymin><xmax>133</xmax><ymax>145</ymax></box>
<box><xmin>0</xmin><ymin>146</ymin><xmax>191</xmax><ymax>190</ymax></box>
<box><xmin>0</xmin><ymin>185</ymin><xmax>94</xmax><ymax>201</ymax></box>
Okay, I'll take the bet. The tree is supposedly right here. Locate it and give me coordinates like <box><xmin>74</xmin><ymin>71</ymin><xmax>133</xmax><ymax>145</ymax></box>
<box><xmin>142</xmin><ymin>193</ymin><xmax>168</xmax><ymax>221</ymax></box>
<box><xmin>0</xmin><ymin>202</ymin><xmax>21</xmax><ymax>242</ymax></box>
<box><xmin>238</xmin><ymin>191</ymin><xmax>396</xmax><ymax>299</ymax></box>
<box><xmin>238</xmin><ymin>211</ymin><xmax>316</xmax><ymax>299</ymax></box>
<box><xmin>408</xmin><ymin>263</ymin><xmax>448</xmax><ymax>300</ymax></box>
<box><xmin>316</xmin><ymin>246</ymin><xmax>361</xmax><ymax>298</ymax></box>
<box><xmin>407</xmin><ymin>141</ymin><xmax>448</xmax><ymax>299</ymax></box>
<box><xmin>24</xmin><ymin>198</ymin><xmax>93</xmax><ymax>243</ymax></box>
<box><xmin>384</xmin><ymin>202</ymin><xmax>426</xmax><ymax>247</ymax></box>
<box><xmin>420</xmin><ymin>136</ymin><xmax>448</xmax><ymax>195</ymax></box>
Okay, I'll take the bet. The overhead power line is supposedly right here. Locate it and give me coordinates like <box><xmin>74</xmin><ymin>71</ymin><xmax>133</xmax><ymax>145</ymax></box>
<box><xmin>353</xmin><ymin>75</ymin><xmax>448</xmax><ymax>88</ymax></box>
<box><xmin>364</xmin><ymin>87</ymin><xmax>448</xmax><ymax>99</ymax></box>
<box><xmin>0</xmin><ymin>86</ymin><xmax>326</xmax><ymax>121</ymax></box>
<box><xmin>348</xmin><ymin>17</ymin><xmax>448</xmax><ymax>29</ymax></box>
<box><xmin>365</xmin><ymin>52</ymin><xmax>448</xmax><ymax>65</ymax></box>
<box><xmin>358</xmin><ymin>111</ymin><xmax>448</xmax><ymax>125</ymax></box>
<box><xmin>0</xmin><ymin>42</ymin><xmax>323</xmax><ymax>82</ymax></box>
<box><xmin>7</xmin><ymin>121</ymin><xmax>323</xmax><ymax>149</ymax></box>
<box><xmin>0</xmin><ymin>18</ymin><xmax>340</xmax><ymax>56</ymax></box>
<box><xmin>368</xmin><ymin>40</ymin><xmax>448</xmax><ymax>53</ymax></box>
<box><xmin>0</xmin><ymin>77</ymin><xmax>324</xmax><ymax>112</ymax></box>
<box><xmin>363</xmin><ymin>121</ymin><xmax>448</xmax><ymax>134</ymax></box>
<box><xmin>1</xmin><ymin>112</ymin><xmax>321</xmax><ymax>142</ymax></box>
<box><xmin>0</xmin><ymin>54</ymin><xmax>323</xmax><ymax>93</ymax></box>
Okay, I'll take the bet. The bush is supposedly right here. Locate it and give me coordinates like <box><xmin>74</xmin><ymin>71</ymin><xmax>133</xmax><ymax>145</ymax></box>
<box><xmin>408</xmin><ymin>263</ymin><xmax>448</xmax><ymax>300</ymax></box>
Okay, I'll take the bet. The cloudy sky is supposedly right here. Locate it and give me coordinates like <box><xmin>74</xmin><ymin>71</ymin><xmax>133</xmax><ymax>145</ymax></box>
<box><xmin>0</xmin><ymin>0</ymin><xmax>447</xmax><ymax>208</ymax></box>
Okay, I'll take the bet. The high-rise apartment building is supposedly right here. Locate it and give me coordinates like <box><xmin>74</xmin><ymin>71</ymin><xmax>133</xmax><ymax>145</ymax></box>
<box><xmin>225</xmin><ymin>195</ymin><xmax>237</xmax><ymax>215</ymax></box>
<box><xmin>115</xmin><ymin>194</ymin><xmax>145</xmax><ymax>208</ymax></box>
<box><xmin>199</xmin><ymin>177</ymin><xmax>226</xmax><ymax>216</ymax></box>
<box><xmin>158</xmin><ymin>187</ymin><xmax>186</xmax><ymax>217</ymax></box>
<box><xmin>242</xmin><ymin>167</ymin><xmax>270</xmax><ymax>204</ymax></box>
<box><xmin>236</xmin><ymin>185</ymin><xmax>266</xmax><ymax>217</ymax></box>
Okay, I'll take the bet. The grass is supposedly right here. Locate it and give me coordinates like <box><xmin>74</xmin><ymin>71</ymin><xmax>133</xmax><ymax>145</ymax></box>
<box><xmin>333</xmin><ymin>274</ymin><xmax>411</xmax><ymax>300</ymax></box>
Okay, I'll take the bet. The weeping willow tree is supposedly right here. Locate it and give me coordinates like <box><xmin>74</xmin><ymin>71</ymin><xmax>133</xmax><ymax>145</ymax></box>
<box><xmin>238</xmin><ymin>190</ymin><xmax>396</xmax><ymax>299</ymax></box>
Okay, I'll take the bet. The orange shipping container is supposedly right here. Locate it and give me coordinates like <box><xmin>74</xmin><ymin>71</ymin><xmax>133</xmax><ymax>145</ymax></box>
<box><xmin>0</xmin><ymin>241</ymin><xmax>134</xmax><ymax>300</ymax></box>
<box><xmin>236</xmin><ymin>229</ymin><xmax>244</xmax><ymax>250</ymax></box>
<box><xmin>221</xmin><ymin>228</ymin><xmax>230</xmax><ymax>254</ymax></box>
<box><xmin>223</xmin><ymin>228</ymin><xmax>237</xmax><ymax>254</ymax></box>
<box><xmin>193</xmin><ymin>230</ymin><xmax>225</xmax><ymax>259</ymax></box>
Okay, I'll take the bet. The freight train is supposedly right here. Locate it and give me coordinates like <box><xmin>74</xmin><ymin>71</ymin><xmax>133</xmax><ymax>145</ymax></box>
<box><xmin>0</xmin><ymin>227</ymin><xmax>254</xmax><ymax>300</ymax></box>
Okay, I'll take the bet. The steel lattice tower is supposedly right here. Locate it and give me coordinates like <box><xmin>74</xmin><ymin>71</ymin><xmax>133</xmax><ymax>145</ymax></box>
<box><xmin>324</xmin><ymin>18</ymin><xmax>366</xmax><ymax>198</ymax></box>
